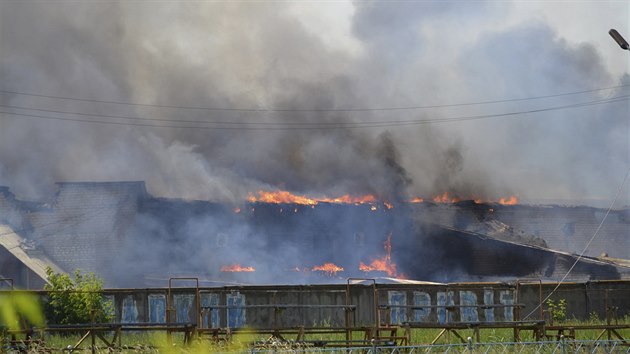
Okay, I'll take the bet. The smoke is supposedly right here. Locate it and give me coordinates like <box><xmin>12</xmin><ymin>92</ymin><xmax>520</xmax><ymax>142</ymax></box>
<box><xmin>2</xmin><ymin>1</ymin><xmax>630</xmax><ymax>288</ymax></box>
<box><xmin>1</xmin><ymin>2</ymin><xmax>628</xmax><ymax>205</ymax></box>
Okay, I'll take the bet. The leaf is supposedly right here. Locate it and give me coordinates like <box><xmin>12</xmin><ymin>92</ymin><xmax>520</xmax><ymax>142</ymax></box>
<box><xmin>0</xmin><ymin>292</ymin><xmax>44</xmax><ymax>330</ymax></box>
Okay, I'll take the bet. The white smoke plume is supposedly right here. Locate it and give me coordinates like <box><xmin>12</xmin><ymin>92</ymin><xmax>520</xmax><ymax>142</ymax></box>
<box><xmin>0</xmin><ymin>1</ymin><xmax>629</xmax><ymax>205</ymax></box>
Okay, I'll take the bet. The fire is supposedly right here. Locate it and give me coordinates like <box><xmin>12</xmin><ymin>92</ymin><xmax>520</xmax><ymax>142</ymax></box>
<box><xmin>320</xmin><ymin>194</ymin><xmax>377</xmax><ymax>204</ymax></box>
<box><xmin>426</xmin><ymin>193</ymin><xmax>518</xmax><ymax>205</ymax></box>
<box><xmin>312</xmin><ymin>262</ymin><xmax>344</xmax><ymax>276</ymax></box>
<box><xmin>432</xmin><ymin>192</ymin><xmax>460</xmax><ymax>204</ymax></box>
<box><xmin>247</xmin><ymin>190</ymin><xmax>377</xmax><ymax>206</ymax></box>
<box><xmin>248</xmin><ymin>191</ymin><xmax>318</xmax><ymax>205</ymax></box>
<box><xmin>221</xmin><ymin>264</ymin><xmax>255</xmax><ymax>272</ymax></box>
<box><xmin>360</xmin><ymin>259</ymin><xmax>397</xmax><ymax>277</ymax></box>
<box><xmin>247</xmin><ymin>189</ymin><xmax>518</xmax><ymax>207</ymax></box>
<box><xmin>499</xmin><ymin>196</ymin><xmax>518</xmax><ymax>205</ymax></box>
<box><xmin>233</xmin><ymin>207</ymin><xmax>241</xmax><ymax>213</ymax></box>
<box><xmin>359</xmin><ymin>233</ymin><xmax>398</xmax><ymax>277</ymax></box>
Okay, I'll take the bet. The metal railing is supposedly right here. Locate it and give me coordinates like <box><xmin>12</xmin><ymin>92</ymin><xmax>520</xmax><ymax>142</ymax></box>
<box><xmin>244</xmin><ymin>340</ymin><xmax>630</xmax><ymax>353</ymax></box>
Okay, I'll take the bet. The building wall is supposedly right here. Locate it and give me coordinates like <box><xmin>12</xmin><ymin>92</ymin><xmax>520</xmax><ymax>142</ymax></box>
<box><xmin>94</xmin><ymin>282</ymin><xmax>630</xmax><ymax>328</ymax></box>
<box><xmin>493</xmin><ymin>206</ymin><xmax>630</xmax><ymax>260</ymax></box>
<box><xmin>25</xmin><ymin>182</ymin><xmax>145</xmax><ymax>285</ymax></box>
<box><xmin>0</xmin><ymin>247</ymin><xmax>47</xmax><ymax>289</ymax></box>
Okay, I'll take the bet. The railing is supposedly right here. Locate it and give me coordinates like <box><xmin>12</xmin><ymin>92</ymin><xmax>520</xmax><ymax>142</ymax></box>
<box><xmin>3</xmin><ymin>321</ymin><xmax>630</xmax><ymax>352</ymax></box>
<box><xmin>246</xmin><ymin>340</ymin><xmax>630</xmax><ymax>353</ymax></box>
<box><xmin>3</xmin><ymin>279</ymin><xmax>630</xmax><ymax>352</ymax></box>
<box><xmin>2</xmin><ymin>322</ymin><xmax>197</xmax><ymax>353</ymax></box>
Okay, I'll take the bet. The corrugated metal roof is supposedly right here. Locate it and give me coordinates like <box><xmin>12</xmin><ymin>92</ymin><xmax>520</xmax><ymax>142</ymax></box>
<box><xmin>351</xmin><ymin>277</ymin><xmax>446</xmax><ymax>285</ymax></box>
<box><xmin>440</xmin><ymin>224</ymin><xmax>630</xmax><ymax>281</ymax></box>
<box><xmin>0</xmin><ymin>224</ymin><xmax>65</xmax><ymax>283</ymax></box>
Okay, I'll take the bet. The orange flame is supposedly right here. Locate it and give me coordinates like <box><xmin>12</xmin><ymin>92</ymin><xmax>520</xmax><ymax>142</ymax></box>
<box><xmin>221</xmin><ymin>264</ymin><xmax>255</xmax><ymax>272</ymax></box>
<box><xmin>247</xmin><ymin>190</ymin><xmax>377</xmax><ymax>205</ymax></box>
<box><xmin>320</xmin><ymin>194</ymin><xmax>377</xmax><ymax>204</ymax></box>
<box><xmin>359</xmin><ymin>233</ymin><xmax>398</xmax><ymax>277</ymax></box>
<box><xmin>312</xmin><ymin>262</ymin><xmax>344</xmax><ymax>276</ymax></box>
<box><xmin>248</xmin><ymin>191</ymin><xmax>317</xmax><ymax>205</ymax></box>
<box><xmin>248</xmin><ymin>190</ymin><xmax>518</xmax><ymax>207</ymax></box>
<box><xmin>359</xmin><ymin>259</ymin><xmax>398</xmax><ymax>277</ymax></box>
<box><xmin>432</xmin><ymin>192</ymin><xmax>460</xmax><ymax>204</ymax></box>
<box><xmin>233</xmin><ymin>207</ymin><xmax>241</xmax><ymax>213</ymax></box>
<box><xmin>428</xmin><ymin>193</ymin><xmax>518</xmax><ymax>205</ymax></box>
<box><xmin>499</xmin><ymin>196</ymin><xmax>518</xmax><ymax>205</ymax></box>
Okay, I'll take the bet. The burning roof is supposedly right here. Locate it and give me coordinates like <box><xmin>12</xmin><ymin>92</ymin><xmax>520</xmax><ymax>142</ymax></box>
<box><xmin>0</xmin><ymin>181</ymin><xmax>628</xmax><ymax>288</ymax></box>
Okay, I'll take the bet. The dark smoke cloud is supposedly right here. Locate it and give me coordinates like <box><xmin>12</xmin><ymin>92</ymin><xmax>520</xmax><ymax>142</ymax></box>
<box><xmin>0</xmin><ymin>1</ymin><xmax>628</xmax><ymax>206</ymax></box>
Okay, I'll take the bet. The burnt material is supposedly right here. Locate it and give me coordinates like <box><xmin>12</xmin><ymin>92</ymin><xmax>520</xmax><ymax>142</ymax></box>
<box><xmin>0</xmin><ymin>182</ymin><xmax>628</xmax><ymax>288</ymax></box>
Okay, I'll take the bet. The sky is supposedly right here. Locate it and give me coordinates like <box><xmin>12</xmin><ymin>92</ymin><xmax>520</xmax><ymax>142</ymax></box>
<box><xmin>1</xmin><ymin>1</ymin><xmax>629</xmax><ymax>206</ymax></box>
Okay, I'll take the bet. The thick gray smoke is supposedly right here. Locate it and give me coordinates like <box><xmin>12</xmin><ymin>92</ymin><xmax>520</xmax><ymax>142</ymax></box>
<box><xmin>0</xmin><ymin>1</ymin><xmax>628</xmax><ymax>205</ymax></box>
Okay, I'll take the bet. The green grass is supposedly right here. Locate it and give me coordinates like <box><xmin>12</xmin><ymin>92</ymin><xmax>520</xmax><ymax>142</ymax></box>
<box><xmin>4</xmin><ymin>318</ymin><xmax>630</xmax><ymax>353</ymax></box>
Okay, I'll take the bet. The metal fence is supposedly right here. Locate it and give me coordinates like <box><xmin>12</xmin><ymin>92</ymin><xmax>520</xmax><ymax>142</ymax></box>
<box><xmin>245</xmin><ymin>340</ymin><xmax>630</xmax><ymax>353</ymax></box>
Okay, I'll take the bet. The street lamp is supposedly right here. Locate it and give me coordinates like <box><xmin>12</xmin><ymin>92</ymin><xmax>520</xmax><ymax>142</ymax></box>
<box><xmin>609</xmin><ymin>29</ymin><xmax>629</xmax><ymax>50</ymax></box>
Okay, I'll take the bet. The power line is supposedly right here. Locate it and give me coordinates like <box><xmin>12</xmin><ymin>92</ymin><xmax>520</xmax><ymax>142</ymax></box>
<box><xmin>1</xmin><ymin>95</ymin><xmax>628</xmax><ymax>131</ymax></box>
<box><xmin>2</xmin><ymin>93</ymin><xmax>628</xmax><ymax>125</ymax></box>
<box><xmin>522</xmin><ymin>165</ymin><xmax>630</xmax><ymax>320</ymax></box>
<box><xmin>0</xmin><ymin>84</ymin><xmax>628</xmax><ymax>112</ymax></box>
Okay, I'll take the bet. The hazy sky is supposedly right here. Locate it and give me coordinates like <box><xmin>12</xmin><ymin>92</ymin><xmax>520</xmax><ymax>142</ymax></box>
<box><xmin>1</xmin><ymin>1</ymin><xmax>629</xmax><ymax>205</ymax></box>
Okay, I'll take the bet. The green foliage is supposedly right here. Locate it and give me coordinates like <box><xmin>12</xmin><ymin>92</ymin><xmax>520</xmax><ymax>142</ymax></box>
<box><xmin>0</xmin><ymin>291</ymin><xmax>45</xmax><ymax>330</ymax></box>
<box><xmin>588</xmin><ymin>311</ymin><xmax>600</xmax><ymax>323</ymax></box>
<box><xmin>44</xmin><ymin>267</ymin><xmax>113</xmax><ymax>324</ymax></box>
<box><xmin>546</xmin><ymin>298</ymin><xmax>567</xmax><ymax>323</ymax></box>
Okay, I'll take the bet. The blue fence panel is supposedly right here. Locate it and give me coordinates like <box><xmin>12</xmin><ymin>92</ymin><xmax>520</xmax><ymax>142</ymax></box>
<box><xmin>500</xmin><ymin>290</ymin><xmax>514</xmax><ymax>321</ymax></box>
<box><xmin>437</xmin><ymin>291</ymin><xmax>455</xmax><ymax>323</ymax></box>
<box><xmin>459</xmin><ymin>291</ymin><xmax>478</xmax><ymax>322</ymax></box>
<box><xmin>413</xmin><ymin>291</ymin><xmax>431</xmax><ymax>322</ymax></box>
<box><xmin>387</xmin><ymin>291</ymin><xmax>407</xmax><ymax>325</ymax></box>
<box><xmin>484</xmin><ymin>289</ymin><xmax>494</xmax><ymax>322</ymax></box>
<box><xmin>121</xmin><ymin>295</ymin><xmax>138</xmax><ymax>323</ymax></box>
<box><xmin>174</xmin><ymin>294</ymin><xmax>195</xmax><ymax>323</ymax></box>
<box><xmin>200</xmin><ymin>292</ymin><xmax>220</xmax><ymax>328</ymax></box>
<box><xmin>227</xmin><ymin>292</ymin><xmax>245</xmax><ymax>328</ymax></box>
<box><xmin>148</xmin><ymin>294</ymin><xmax>166</xmax><ymax>323</ymax></box>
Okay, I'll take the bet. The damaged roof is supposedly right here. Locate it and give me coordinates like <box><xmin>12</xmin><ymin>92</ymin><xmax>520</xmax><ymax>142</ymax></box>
<box><xmin>0</xmin><ymin>224</ymin><xmax>64</xmax><ymax>283</ymax></box>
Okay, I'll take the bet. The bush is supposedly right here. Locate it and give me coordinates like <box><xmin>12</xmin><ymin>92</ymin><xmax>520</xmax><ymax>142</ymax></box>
<box><xmin>546</xmin><ymin>298</ymin><xmax>567</xmax><ymax>324</ymax></box>
<box><xmin>44</xmin><ymin>267</ymin><xmax>113</xmax><ymax>324</ymax></box>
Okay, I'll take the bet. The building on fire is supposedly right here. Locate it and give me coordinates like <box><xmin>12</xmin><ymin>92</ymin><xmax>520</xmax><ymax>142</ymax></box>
<box><xmin>0</xmin><ymin>181</ymin><xmax>630</xmax><ymax>289</ymax></box>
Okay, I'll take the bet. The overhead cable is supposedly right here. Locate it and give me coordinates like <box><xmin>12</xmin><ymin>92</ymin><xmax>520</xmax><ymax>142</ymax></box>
<box><xmin>0</xmin><ymin>95</ymin><xmax>628</xmax><ymax>131</ymax></box>
<box><xmin>522</xmin><ymin>165</ymin><xmax>630</xmax><ymax>320</ymax></box>
<box><xmin>0</xmin><ymin>84</ymin><xmax>628</xmax><ymax>112</ymax></box>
